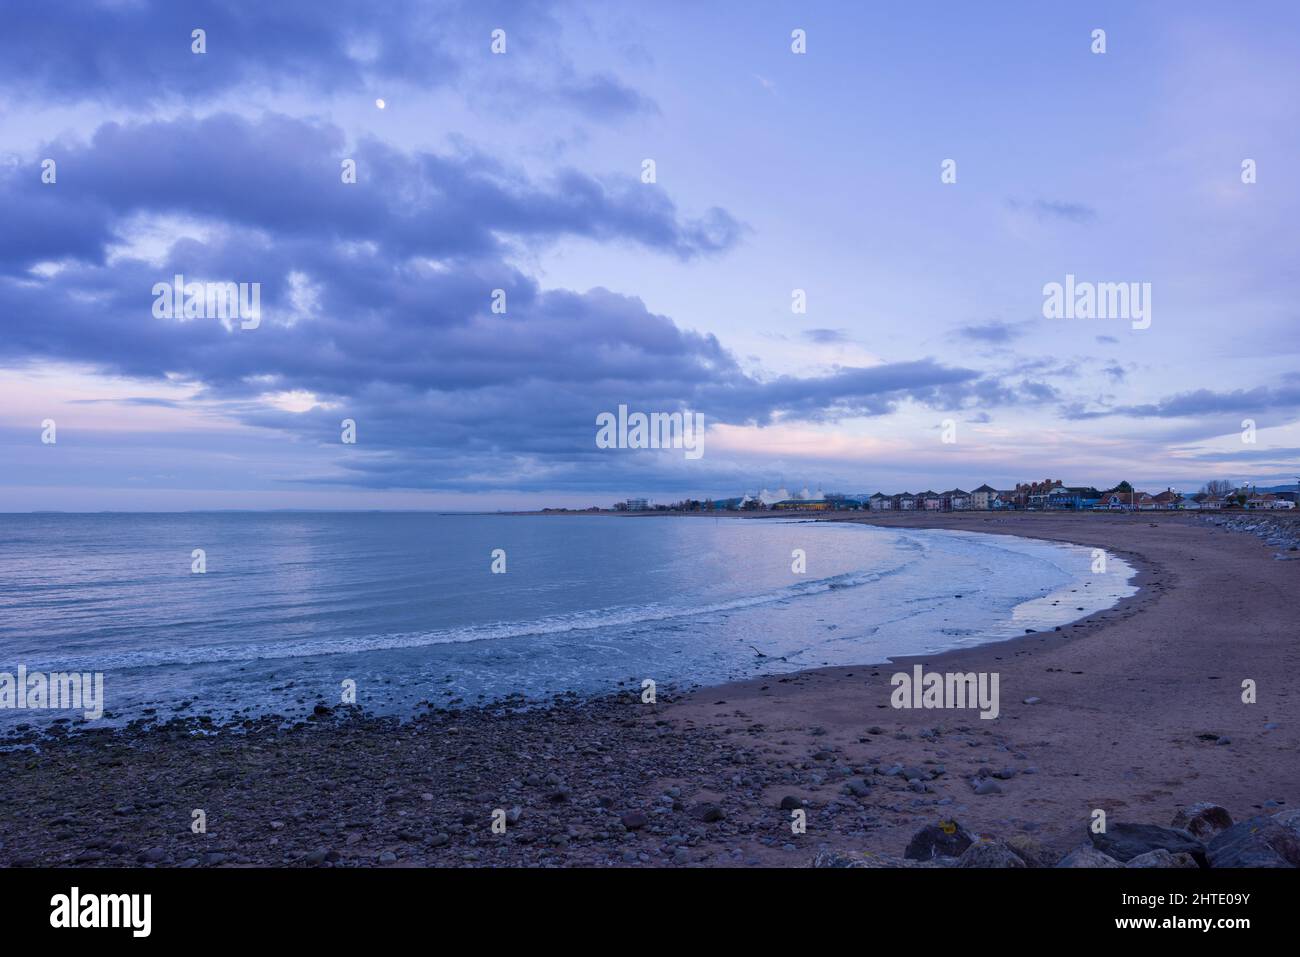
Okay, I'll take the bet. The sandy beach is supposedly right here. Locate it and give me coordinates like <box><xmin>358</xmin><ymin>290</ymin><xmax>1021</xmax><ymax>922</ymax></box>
<box><xmin>2</xmin><ymin>511</ymin><xmax>1296</xmax><ymax>868</ymax></box>
<box><xmin>667</xmin><ymin>510</ymin><xmax>1299</xmax><ymax>864</ymax></box>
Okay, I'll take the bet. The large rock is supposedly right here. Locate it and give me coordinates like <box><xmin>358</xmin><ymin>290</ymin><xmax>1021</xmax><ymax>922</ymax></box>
<box><xmin>1206</xmin><ymin>816</ymin><xmax>1300</xmax><ymax>868</ymax></box>
<box><xmin>955</xmin><ymin>841</ymin><xmax>1026</xmax><ymax>868</ymax></box>
<box><xmin>619</xmin><ymin>810</ymin><xmax>648</xmax><ymax>830</ymax></box>
<box><xmin>1005</xmin><ymin>834</ymin><xmax>1055</xmax><ymax>868</ymax></box>
<box><xmin>1273</xmin><ymin>808</ymin><xmax>1300</xmax><ymax>839</ymax></box>
<box><xmin>812</xmin><ymin>850</ymin><xmax>872</xmax><ymax>868</ymax></box>
<box><xmin>1089</xmin><ymin>823</ymin><xmax>1206</xmax><ymax>866</ymax></box>
<box><xmin>904</xmin><ymin>820</ymin><xmax>974</xmax><ymax>861</ymax></box>
<box><xmin>811</xmin><ymin>850</ymin><xmax>926</xmax><ymax>868</ymax></box>
<box><xmin>690</xmin><ymin>802</ymin><xmax>725</xmax><ymax>823</ymax></box>
<box><xmin>1056</xmin><ymin>844</ymin><xmax>1122</xmax><ymax>868</ymax></box>
<box><xmin>1171</xmin><ymin>803</ymin><xmax>1233</xmax><ymax>839</ymax></box>
<box><xmin>1126</xmin><ymin>849</ymin><xmax>1199</xmax><ymax>868</ymax></box>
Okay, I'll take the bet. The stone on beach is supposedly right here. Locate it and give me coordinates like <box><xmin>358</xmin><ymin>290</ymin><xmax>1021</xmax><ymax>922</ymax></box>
<box><xmin>1055</xmin><ymin>845</ymin><xmax>1123</xmax><ymax>868</ymax></box>
<box><xmin>903</xmin><ymin>820</ymin><xmax>974</xmax><ymax>861</ymax></box>
<box><xmin>955</xmin><ymin>841</ymin><xmax>1026</xmax><ymax>868</ymax></box>
<box><xmin>690</xmin><ymin>802</ymin><xmax>725</xmax><ymax>823</ymax></box>
<box><xmin>1205</xmin><ymin>816</ymin><xmax>1300</xmax><ymax>868</ymax></box>
<box><xmin>1125</xmin><ymin>849</ymin><xmax>1199</xmax><ymax>868</ymax></box>
<box><xmin>1088</xmin><ymin>822</ymin><xmax>1205</xmax><ymax>866</ymax></box>
<box><xmin>1170</xmin><ymin>802</ymin><xmax>1233</xmax><ymax>839</ymax></box>
<box><xmin>620</xmin><ymin>810</ymin><xmax>648</xmax><ymax>830</ymax></box>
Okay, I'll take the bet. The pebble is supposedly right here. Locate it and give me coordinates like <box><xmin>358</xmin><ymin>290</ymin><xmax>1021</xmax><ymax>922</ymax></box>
<box><xmin>620</xmin><ymin>810</ymin><xmax>648</xmax><ymax>830</ymax></box>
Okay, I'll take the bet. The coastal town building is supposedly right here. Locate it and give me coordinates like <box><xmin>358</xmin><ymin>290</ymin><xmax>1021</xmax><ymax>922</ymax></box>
<box><xmin>1151</xmin><ymin>489</ymin><xmax>1183</xmax><ymax>510</ymax></box>
<box><xmin>771</xmin><ymin>498</ymin><xmax>830</xmax><ymax>510</ymax></box>
<box><xmin>638</xmin><ymin>478</ymin><xmax>1294</xmax><ymax>514</ymax></box>
<box><xmin>1018</xmin><ymin>479</ymin><xmax>1065</xmax><ymax>509</ymax></box>
<box><xmin>1047</xmin><ymin>486</ymin><xmax>1103</xmax><ymax>510</ymax></box>
<box><xmin>994</xmin><ymin>489</ymin><xmax>1022</xmax><ymax>509</ymax></box>
<box><xmin>970</xmin><ymin>484</ymin><xmax>999</xmax><ymax>510</ymax></box>
<box><xmin>941</xmin><ymin>488</ymin><xmax>971</xmax><ymax>510</ymax></box>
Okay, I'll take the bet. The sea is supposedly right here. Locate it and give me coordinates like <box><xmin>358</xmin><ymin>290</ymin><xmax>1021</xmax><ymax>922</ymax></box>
<box><xmin>0</xmin><ymin>513</ymin><xmax>1136</xmax><ymax>729</ymax></box>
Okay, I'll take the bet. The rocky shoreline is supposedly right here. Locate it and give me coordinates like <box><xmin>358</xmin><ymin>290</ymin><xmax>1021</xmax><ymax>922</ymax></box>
<box><xmin>5</xmin><ymin>695</ymin><xmax>1295</xmax><ymax>868</ymax></box>
<box><xmin>3</xmin><ymin>510</ymin><xmax>1296</xmax><ymax>868</ymax></box>
<box><xmin>819</xmin><ymin>802</ymin><xmax>1300</xmax><ymax>868</ymax></box>
<box><xmin>1197</xmin><ymin>511</ymin><xmax>1300</xmax><ymax>558</ymax></box>
<box><xmin>1</xmin><ymin>692</ymin><xmax>761</xmax><ymax>868</ymax></box>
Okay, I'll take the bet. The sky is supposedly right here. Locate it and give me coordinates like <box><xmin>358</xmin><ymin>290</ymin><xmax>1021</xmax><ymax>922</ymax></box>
<box><xmin>1</xmin><ymin>0</ymin><xmax>1298</xmax><ymax>510</ymax></box>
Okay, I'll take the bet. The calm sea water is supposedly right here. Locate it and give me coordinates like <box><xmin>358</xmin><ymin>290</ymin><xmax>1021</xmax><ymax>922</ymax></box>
<box><xmin>0</xmin><ymin>513</ymin><xmax>1135</xmax><ymax>728</ymax></box>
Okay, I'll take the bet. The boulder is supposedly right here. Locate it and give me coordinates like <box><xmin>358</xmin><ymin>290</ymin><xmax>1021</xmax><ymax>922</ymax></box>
<box><xmin>812</xmin><ymin>850</ymin><xmax>871</xmax><ymax>868</ymax></box>
<box><xmin>1089</xmin><ymin>822</ymin><xmax>1205</xmax><ymax>866</ymax></box>
<box><xmin>811</xmin><ymin>850</ymin><xmax>910</xmax><ymax>868</ymax></box>
<box><xmin>1126</xmin><ymin>849</ymin><xmax>1199</xmax><ymax>868</ymax></box>
<box><xmin>1171</xmin><ymin>803</ymin><xmax>1233</xmax><ymax>839</ymax></box>
<box><xmin>955</xmin><ymin>840</ymin><xmax>1026</xmax><ymax>868</ymax></box>
<box><xmin>690</xmin><ymin>802</ymin><xmax>725</xmax><ymax>823</ymax></box>
<box><xmin>619</xmin><ymin>810</ymin><xmax>648</xmax><ymax>830</ymax></box>
<box><xmin>1273</xmin><ymin>808</ymin><xmax>1300</xmax><ymax>839</ymax></box>
<box><xmin>1055</xmin><ymin>844</ymin><xmax>1122</xmax><ymax>868</ymax></box>
<box><xmin>1005</xmin><ymin>834</ymin><xmax>1055</xmax><ymax>868</ymax></box>
<box><xmin>904</xmin><ymin>820</ymin><xmax>974</xmax><ymax>861</ymax></box>
<box><xmin>1206</xmin><ymin>816</ymin><xmax>1300</xmax><ymax>868</ymax></box>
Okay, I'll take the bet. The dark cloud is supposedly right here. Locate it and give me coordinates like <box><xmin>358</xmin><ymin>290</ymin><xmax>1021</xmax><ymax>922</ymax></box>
<box><xmin>957</xmin><ymin>320</ymin><xmax>1030</xmax><ymax>344</ymax></box>
<box><xmin>0</xmin><ymin>1</ymin><xmax>655</xmax><ymax>121</ymax></box>
<box><xmin>1175</xmin><ymin>446</ymin><xmax>1300</xmax><ymax>464</ymax></box>
<box><xmin>68</xmin><ymin>397</ymin><xmax>185</xmax><ymax>409</ymax></box>
<box><xmin>555</xmin><ymin>70</ymin><xmax>659</xmax><ymax>119</ymax></box>
<box><xmin>1062</xmin><ymin>384</ymin><xmax>1300</xmax><ymax>420</ymax></box>
<box><xmin>0</xmin><ymin>113</ymin><xmax>738</xmax><ymax>274</ymax></box>
<box><xmin>0</xmin><ymin>110</ymin><xmax>1042</xmax><ymax>492</ymax></box>
<box><xmin>1006</xmin><ymin>198</ymin><xmax>1097</xmax><ymax>224</ymax></box>
<box><xmin>801</xmin><ymin>328</ymin><xmax>850</xmax><ymax>344</ymax></box>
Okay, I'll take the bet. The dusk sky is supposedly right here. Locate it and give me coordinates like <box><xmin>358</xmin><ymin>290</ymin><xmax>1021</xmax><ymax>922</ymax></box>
<box><xmin>1</xmin><ymin>0</ymin><xmax>1298</xmax><ymax>510</ymax></box>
